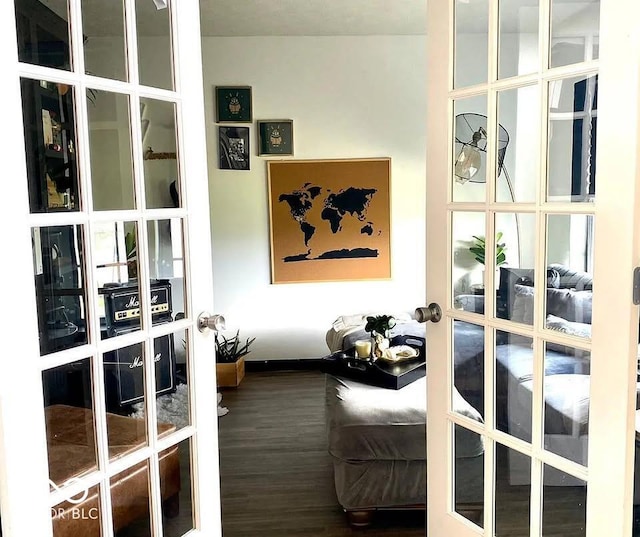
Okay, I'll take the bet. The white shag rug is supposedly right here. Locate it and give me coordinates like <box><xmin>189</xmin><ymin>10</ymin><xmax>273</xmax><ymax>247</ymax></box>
<box><xmin>129</xmin><ymin>383</ymin><xmax>228</xmax><ymax>427</ymax></box>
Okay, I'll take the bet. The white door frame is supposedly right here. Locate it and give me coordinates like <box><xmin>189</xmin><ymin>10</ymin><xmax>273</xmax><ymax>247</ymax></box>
<box><xmin>0</xmin><ymin>0</ymin><xmax>221</xmax><ymax>535</ymax></box>
<box><xmin>425</xmin><ymin>0</ymin><xmax>640</xmax><ymax>535</ymax></box>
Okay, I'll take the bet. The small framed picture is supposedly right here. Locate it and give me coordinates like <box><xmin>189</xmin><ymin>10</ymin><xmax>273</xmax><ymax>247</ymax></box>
<box><xmin>257</xmin><ymin>120</ymin><xmax>294</xmax><ymax>156</ymax></box>
<box><xmin>219</xmin><ymin>126</ymin><xmax>250</xmax><ymax>170</ymax></box>
<box><xmin>215</xmin><ymin>86</ymin><xmax>252</xmax><ymax>123</ymax></box>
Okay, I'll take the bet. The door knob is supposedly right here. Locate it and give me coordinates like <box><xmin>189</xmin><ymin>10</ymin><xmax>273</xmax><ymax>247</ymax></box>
<box><xmin>197</xmin><ymin>312</ymin><xmax>226</xmax><ymax>333</ymax></box>
<box><xmin>415</xmin><ymin>303</ymin><xmax>442</xmax><ymax>323</ymax></box>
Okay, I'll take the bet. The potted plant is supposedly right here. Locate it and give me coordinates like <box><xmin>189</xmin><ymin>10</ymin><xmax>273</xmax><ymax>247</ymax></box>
<box><xmin>469</xmin><ymin>232</ymin><xmax>507</xmax><ymax>267</ymax></box>
<box><xmin>365</xmin><ymin>315</ymin><xmax>396</xmax><ymax>360</ymax></box>
<box><xmin>215</xmin><ymin>330</ymin><xmax>255</xmax><ymax>387</ymax></box>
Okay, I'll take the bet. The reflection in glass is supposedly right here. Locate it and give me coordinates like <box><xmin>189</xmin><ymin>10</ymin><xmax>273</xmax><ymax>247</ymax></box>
<box><xmin>21</xmin><ymin>79</ymin><xmax>79</xmax><ymax>213</ymax></box>
<box><xmin>547</xmin><ymin>75</ymin><xmax>598</xmax><ymax>202</ymax></box>
<box><xmin>87</xmin><ymin>91</ymin><xmax>135</xmax><ymax>211</ymax></box>
<box><xmin>496</xmin><ymin>86</ymin><xmax>538</xmax><ymax>203</ymax></box>
<box><xmin>93</xmin><ymin>222</ymin><xmax>142</xmax><ymax>339</ymax></box>
<box><xmin>43</xmin><ymin>358</ymin><xmax>97</xmax><ymax>487</ymax></box>
<box><xmin>495</xmin><ymin>444</ymin><xmax>530</xmax><ymax>537</ymax></box>
<box><xmin>453</xmin><ymin>97</ymin><xmax>488</xmax><ymax>202</ymax></box>
<box><xmin>136</xmin><ymin>0</ymin><xmax>174</xmax><ymax>90</ymax></box>
<box><xmin>32</xmin><ymin>226</ymin><xmax>88</xmax><ymax>355</ymax></box>
<box><xmin>498</xmin><ymin>0</ymin><xmax>539</xmax><ymax>80</ymax></box>
<box><xmin>454</xmin><ymin>0</ymin><xmax>488</xmax><ymax>88</ymax></box>
<box><xmin>544</xmin><ymin>344</ymin><xmax>590</xmax><ymax>467</ymax></box>
<box><xmin>542</xmin><ymin>465</ymin><xmax>587</xmax><ymax>536</ymax></box>
<box><xmin>160</xmin><ymin>440</ymin><xmax>194</xmax><ymax>536</ymax></box>
<box><xmin>495</xmin><ymin>331</ymin><xmax>533</xmax><ymax>442</ymax></box>
<box><xmin>551</xmin><ymin>0</ymin><xmax>600</xmax><ymax>68</ymax></box>
<box><xmin>454</xmin><ymin>425</ymin><xmax>484</xmax><ymax>527</ymax></box>
<box><xmin>141</xmin><ymin>99</ymin><xmax>180</xmax><ymax>208</ymax></box>
<box><xmin>453</xmin><ymin>321</ymin><xmax>485</xmax><ymax>419</ymax></box>
<box><xmin>154</xmin><ymin>330</ymin><xmax>183</xmax><ymax>435</ymax></box>
<box><xmin>110</xmin><ymin>460</ymin><xmax>152</xmax><ymax>536</ymax></box>
<box><xmin>52</xmin><ymin>484</ymin><xmax>101</xmax><ymax>536</ymax></box>
<box><xmin>147</xmin><ymin>219</ymin><xmax>185</xmax><ymax>320</ymax></box>
<box><xmin>453</xmin><ymin>211</ymin><xmax>486</xmax><ymax>304</ymax></box>
<box><xmin>82</xmin><ymin>0</ymin><xmax>127</xmax><ymax>81</ymax></box>
<box><xmin>15</xmin><ymin>0</ymin><xmax>71</xmax><ymax>70</ymax></box>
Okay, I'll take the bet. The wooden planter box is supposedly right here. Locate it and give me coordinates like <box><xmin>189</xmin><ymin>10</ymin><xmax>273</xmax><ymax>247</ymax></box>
<box><xmin>216</xmin><ymin>357</ymin><xmax>245</xmax><ymax>387</ymax></box>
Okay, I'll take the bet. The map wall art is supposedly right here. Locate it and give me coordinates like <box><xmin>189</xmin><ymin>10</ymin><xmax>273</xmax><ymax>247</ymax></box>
<box><xmin>267</xmin><ymin>158</ymin><xmax>391</xmax><ymax>283</ymax></box>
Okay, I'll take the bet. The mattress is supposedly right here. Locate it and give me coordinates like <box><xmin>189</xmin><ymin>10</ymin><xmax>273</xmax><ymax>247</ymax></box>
<box><xmin>326</xmin><ymin>375</ymin><xmax>483</xmax><ymax>462</ymax></box>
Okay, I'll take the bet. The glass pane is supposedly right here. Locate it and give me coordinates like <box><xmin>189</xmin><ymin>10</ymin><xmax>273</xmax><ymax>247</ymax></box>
<box><xmin>159</xmin><ymin>439</ymin><xmax>194</xmax><ymax>536</ymax></box>
<box><xmin>81</xmin><ymin>0</ymin><xmax>127</xmax><ymax>81</ymax></box>
<box><xmin>110</xmin><ymin>460</ymin><xmax>152</xmax><ymax>536</ymax></box>
<box><xmin>136</xmin><ymin>0</ymin><xmax>174</xmax><ymax>90</ymax></box>
<box><xmin>496</xmin><ymin>213</ymin><xmax>536</xmax><ymax>322</ymax></box>
<box><xmin>454</xmin><ymin>0</ymin><xmax>488</xmax><ymax>88</ymax></box>
<box><xmin>453</xmin><ymin>424</ymin><xmax>484</xmax><ymax>526</ymax></box>
<box><xmin>32</xmin><ymin>226</ymin><xmax>88</xmax><ymax>355</ymax></box>
<box><xmin>453</xmin><ymin>211</ymin><xmax>486</xmax><ymax>303</ymax></box>
<box><xmin>454</xmin><ymin>321</ymin><xmax>485</xmax><ymax>420</ymax></box>
<box><xmin>545</xmin><ymin>214</ymin><xmax>594</xmax><ymax>325</ymax></box>
<box><xmin>547</xmin><ymin>75</ymin><xmax>598</xmax><ymax>202</ymax></box>
<box><xmin>43</xmin><ymin>358</ymin><xmax>97</xmax><ymax>487</ymax></box>
<box><xmin>550</xmin><ymin>0</ymin><xmax>600</xmax><ymax>68</ymax></box>
<box><xmin>495</xmin><ymin>444</ymin><xmax>530</xmax><ymax>537</ymax></box>
<box><xmin>496</xmin><ymin>86</ymin><xmax>538</xmax><ymax>203</ymax></box>
<box><xmin>87</xmin><ymin>91</ymin><xmax>135</xmax><ymax>211</ymax></box>
<box><xmin>453</xmin><ymin>96</ymin><xmax>488</xmax><ymax>202</ymax></box>
<box><xmin>155</xmin><ymin>330</ymin><xmax>185</xmax><ymax>436</ymax></box>
<box><xmin>495</xmin><ymin>330</ymin><xmax>533</xmax><ymax>442</ymax></box>
<box><xmin>544</xmin><ymin>344</ymin><xmax>590</xmax><ymax>466</ymax></box>
<box><xmin>21</xmin><ymin>78</ymin><xmax>80</xmax><ymax>213</ymax></box>
<box><xmin>103</xmin><ymin>342</ymin><xmax>148</xmax><ymax>453</ymax></box>
<box><xmin>542</xmin><ymin>465</ymin><xmax>587</xmax><ymax>536</ymax></box>
<box><xmin>15</xmin><ymin>0</ymin><xmax>71</xmax><ymax>70</ymax></box>
<box><xmin>140</xmin><ymin>99</ymin><xmax>180</xmax><ymax>209</ymax></box>
<box><xmin>498</xmin><ymin>0</ymin><xmax>539</xmax><ymax>79</ymax></box>
<box><xmin>52</xmin><ymin>484</ymin><xmax>102</xmax><ymax>536</ymax></box>
<box><xmin>93</xmin><ymin>222</ymin><xmax>142</xmax><ymax>339</ymax></box>
<box><xmin>146</xmin><ymin>219</ymin><xmax>185</xmax><ymax>321</ymax></box>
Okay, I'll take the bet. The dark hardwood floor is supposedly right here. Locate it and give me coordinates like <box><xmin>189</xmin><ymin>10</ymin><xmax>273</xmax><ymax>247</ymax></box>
<box><xmin>217</xmin><ymin>370</ymin><xmax>426</xmax><ymax>537</ymax></box>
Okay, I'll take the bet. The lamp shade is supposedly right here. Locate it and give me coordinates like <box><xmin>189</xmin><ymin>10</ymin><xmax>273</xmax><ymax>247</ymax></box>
<box><xmin>454</xmin><ymin>113</ymin><xmax>510</xmax><ymax>184</ymax></box>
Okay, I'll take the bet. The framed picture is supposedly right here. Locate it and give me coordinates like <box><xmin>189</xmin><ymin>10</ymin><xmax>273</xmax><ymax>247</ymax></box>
<box><xmin>219</xmin><ymin>126</ymin><xmax>250</xmax><ymax>170</ymax></box>
<box><xmin>257</xmin><ymin>120</ymin><xmax>294</xmax><ymax>156</ymax></box>
<box><xmin>267</xmin><ymin>158</ymin><xmax>391</xmax><ymax>284</ymax></box>
<box><xmin>215</xmin><ymin>86</ymin><xmax>252</xmax><ymax>123</ymax></box>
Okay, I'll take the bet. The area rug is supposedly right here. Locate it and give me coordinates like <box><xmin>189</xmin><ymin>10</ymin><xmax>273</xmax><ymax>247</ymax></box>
<box><xmin>129</xmin><ymin>383</ymin><xmax>228</xmax><ymax>427</ymax></box>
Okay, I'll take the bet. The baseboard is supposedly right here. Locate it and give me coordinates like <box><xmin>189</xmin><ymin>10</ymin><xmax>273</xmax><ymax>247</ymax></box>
<box><xmin>245</xmin><ymin>358</ymin><xmax>325</xmax><ymax>372</ymax></box>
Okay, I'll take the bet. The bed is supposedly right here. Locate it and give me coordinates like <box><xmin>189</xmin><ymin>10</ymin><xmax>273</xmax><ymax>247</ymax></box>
<box><xmin>324</xmin><ymin>314</ymin><xmax>484</xmax><ymax>526</ymax></box>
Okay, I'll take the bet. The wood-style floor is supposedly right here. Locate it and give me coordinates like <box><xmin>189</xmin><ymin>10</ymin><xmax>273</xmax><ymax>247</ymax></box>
<box><xmin>217</xmin><ymin>370</ymin><xmax>426</xmax><ymax>536</ymax></box>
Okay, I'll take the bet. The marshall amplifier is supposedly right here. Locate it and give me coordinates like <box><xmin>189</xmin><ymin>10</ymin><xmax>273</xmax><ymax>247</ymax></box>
<box><xmin>103</xmin><ymin>323</ymin><xmax>176</xmax><ymax>410</ymax></box>
<box><xmin>100</xmin><ymin>279</ymin><xmax>172</xmax><ymax>334</ymax></box>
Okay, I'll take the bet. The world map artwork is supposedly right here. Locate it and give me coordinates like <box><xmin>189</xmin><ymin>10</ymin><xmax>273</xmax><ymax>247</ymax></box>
<box><xmin>278</xmin><ymin>183</ymin><xmax>381</xmax><ymax>262</ymax></box>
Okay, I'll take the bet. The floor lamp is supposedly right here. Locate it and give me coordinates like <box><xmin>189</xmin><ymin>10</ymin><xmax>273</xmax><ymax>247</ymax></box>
<box><xmin>453</xmin><ymin>113</ymin><xmax>521</xmax><ymax>267</ymax></box>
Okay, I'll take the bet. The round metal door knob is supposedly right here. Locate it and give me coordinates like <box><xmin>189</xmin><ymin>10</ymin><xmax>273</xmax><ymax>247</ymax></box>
<box><xmin>197</xmin><ymin>312</ymin><xmax>226</xmax><ymax>333</ymax></box>
<box><xmin>414</xmin><ymin>303</ymin><xmax>442</xmax><ymax>323</ymax></box>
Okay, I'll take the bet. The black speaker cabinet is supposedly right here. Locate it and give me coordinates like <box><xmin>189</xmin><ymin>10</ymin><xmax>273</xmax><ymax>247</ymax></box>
<box><xmin>103</xmin><ymin>324</ymin><xmax>176</xmax><ymax>411</ymax></box>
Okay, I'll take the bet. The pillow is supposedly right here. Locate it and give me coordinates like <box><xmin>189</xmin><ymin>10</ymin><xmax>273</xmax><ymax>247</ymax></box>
<box><xmin>512</xmin><ymin>284</ymin><xmax>534</xmax><ymax>324</ymax></box>
<box><xmin>546</xmin><ymin>288</ymin><xmax>593</xmax><ymax>324</ymax></box>
<box><xmin>497</xmin><ymin>267</ymin><xmax>534</xmax><ymax>319</ymax></box>
<box><xmin>545</xmin><ymin>314</ymin><xmax>592</xmax><ymax>354</ymax></box>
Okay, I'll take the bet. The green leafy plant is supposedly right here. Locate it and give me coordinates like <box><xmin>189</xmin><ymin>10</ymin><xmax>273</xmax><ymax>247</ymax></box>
<box><xmin>470</xmin><ymin>232</ymin><xmax>507</xmax><ymax>266</ymax></box>
<box><xmin>215</xmin><ymin>330</ymin><xmax>256</xmax><ymax>363</ymax></box>
<box><xmin>364</xmin><ymin>315</ymin><xmax>396</xmax><ymax>338</ymax></box>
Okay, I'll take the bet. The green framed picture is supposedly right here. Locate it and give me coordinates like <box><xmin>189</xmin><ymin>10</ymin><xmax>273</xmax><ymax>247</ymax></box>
<box><xmin>215</xmin><ymin>86</ymin><xmax>252</xmax><ymax>123</ymax></box>
<box><xmin>258</xmin><ymin>120</ymin><xmax>294</xmax><ymax>156</ymax></box>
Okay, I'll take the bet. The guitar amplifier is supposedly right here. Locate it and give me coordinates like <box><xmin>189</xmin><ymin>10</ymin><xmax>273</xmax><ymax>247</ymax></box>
<box><xmin>103</xmin><ymin>323</ymin><xmax>176</xmax><ymax>410</ymax></box>
<box><xmin>100</xmin><ymin>279</ymin><xmax>172</xmax><ymax>333</ymax></box>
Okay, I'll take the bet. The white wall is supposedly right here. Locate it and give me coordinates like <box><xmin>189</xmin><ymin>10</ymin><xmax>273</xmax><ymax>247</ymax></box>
<box><xmin>202</xmin><ymin>36</ymin><xmax>427</xmax><ymax>360</ymax></box>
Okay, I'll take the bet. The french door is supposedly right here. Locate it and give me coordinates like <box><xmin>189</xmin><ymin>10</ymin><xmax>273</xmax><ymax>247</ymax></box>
<box><xmin>0</xmin><ymin>1</ymin><xmax>221</xmax><ymax>536</ymax></box>
<box><xmin>425</xmin><ymin>0</ymin><xmax>640</xmax><ymax>536</ymax></box>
